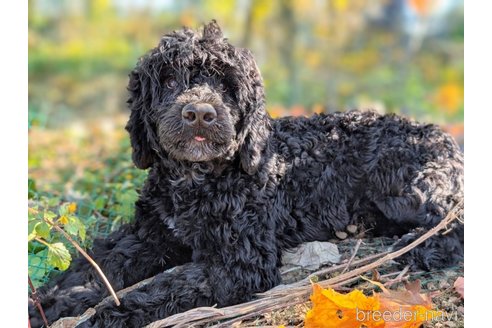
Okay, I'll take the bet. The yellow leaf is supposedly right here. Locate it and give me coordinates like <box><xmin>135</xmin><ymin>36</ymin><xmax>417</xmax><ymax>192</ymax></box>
<box><xmin>68</xmin><ymin>202</ymin><xmax>77</xmax><ymax>214</ymax></box>
<box><xmin>59</xmin><ymin>215</ymin><xmax>68</xmax><ymax>225</ymax></box>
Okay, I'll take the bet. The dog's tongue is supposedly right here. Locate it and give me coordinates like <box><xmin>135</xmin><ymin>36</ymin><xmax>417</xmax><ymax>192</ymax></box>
<box><xmin>194</xmin><ymin>136</ymin><xmax>206</xmax><ymax>142</ymax></box>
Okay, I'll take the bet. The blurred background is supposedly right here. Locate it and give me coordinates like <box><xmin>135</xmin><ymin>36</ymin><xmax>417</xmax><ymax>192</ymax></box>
<box><xmin>29</xmin><ymin>0</ymin><xmax>464</xmax><ymax>125</ymax></box>
<box><xmin>28</xmin><ymin>0</ymin><xmax>464</xmax><ymax>287</ymax></box>
<box><xmin>28</xmin><ymin>0</ymin><xmax>464</xmax><ymax>181</ymax></box>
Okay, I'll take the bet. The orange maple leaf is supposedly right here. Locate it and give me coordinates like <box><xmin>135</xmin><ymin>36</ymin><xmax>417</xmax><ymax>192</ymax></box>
<box><xmin>305</xmin><ymin>284</ymin><xmax>384</xmax><ymax>328</ymax></box>
<box><xmin>305</xmin><ymin>281</ymin><xmax>441</xmax><ymax>328</ymax></box>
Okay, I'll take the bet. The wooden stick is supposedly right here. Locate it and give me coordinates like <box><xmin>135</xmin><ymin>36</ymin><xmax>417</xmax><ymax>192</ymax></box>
<box><xmin>384</xmin><ymin>265</ymin><xmax>410</xmax><ymax>287</ymax></box>
<box><xmin>341</xmin><ymin>239</ymin><xmax>362</xmax><ymax>274</ymax></box>
<box><xmin>28</xmin><ymin>275</ymin><xmax>50</xmax><ymax>328</ymax></box>
<box><xmin>44</xmin><ymin>221</ymin><xmax>121</xmax><ymax>306</ymax></box>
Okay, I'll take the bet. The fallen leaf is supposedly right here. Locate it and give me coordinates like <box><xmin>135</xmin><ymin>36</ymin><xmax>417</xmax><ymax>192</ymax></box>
<box><xmin>305</xmin><ymin>280</ymin><xmax>441</xmax><ymax>328</ymax></box>
<box><xmin>305</xmin><ymin>284</ymin><xmax>384</xmax><ymax>327</ymax></box>
<box><xmin>368</xmin><ymin>278</ymin><xmax>442</xmax><ymax>327</ymax></box>
<box><xmin>453</xmin><ymin>277</ymin><xmax>464</xmax><ymax>298</ymax></box>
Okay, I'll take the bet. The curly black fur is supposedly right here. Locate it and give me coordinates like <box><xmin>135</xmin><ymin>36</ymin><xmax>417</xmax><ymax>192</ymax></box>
<box><xmin>29</xmin><ymin>21</ymin><xmax>464</xmax><ymax>328</ymax></box>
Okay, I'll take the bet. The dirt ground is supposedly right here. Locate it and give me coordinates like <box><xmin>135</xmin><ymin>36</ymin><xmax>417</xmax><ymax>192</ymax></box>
<box><xmin>233</xmin><ymin>238</ymin><xmax>464</xmax><ymax>328</ymax></box>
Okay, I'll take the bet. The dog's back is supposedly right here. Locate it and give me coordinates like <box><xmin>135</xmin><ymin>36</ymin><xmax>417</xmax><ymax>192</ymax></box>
<box><xmin>269</xmin><ymin>110</ymin><xmax>463</xmax><ymax>269</ymax></box>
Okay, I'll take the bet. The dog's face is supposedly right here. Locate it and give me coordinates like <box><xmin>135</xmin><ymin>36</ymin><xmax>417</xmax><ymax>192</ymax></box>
<box><xmin>156</xmin><ymin>61</ymin><xmax>238</xmax><ymax>163</ymax></box>
<box><xmin>126</xmin><ymin>21</ymin><xmax>270</xmax><ymax>174</ymax></box>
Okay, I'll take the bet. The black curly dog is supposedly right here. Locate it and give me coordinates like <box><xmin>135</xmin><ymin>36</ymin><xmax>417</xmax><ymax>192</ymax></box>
<box><xmin>29</xmin><ymin>21</ymin><xmax>464</xmax><ymax>327</ymax></box>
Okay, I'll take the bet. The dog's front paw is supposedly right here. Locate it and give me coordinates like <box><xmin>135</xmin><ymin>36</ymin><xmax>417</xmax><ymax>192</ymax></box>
<box><xmin>391</xmin><ymin>231</ymin><xmax>419</xmax><ymax>251</ymax></box>
<box><xmin>29</xmin><ymin>298</ymin><xmax>45</xmax><ymax>328</ymax></box>
<box><xmin>78</xmin><ymin>294</ymin><xmax>152</xmax><ymax>328</ymax></box>
<box><xmin>391</xmin><ymin>230</ymin><xmax>463</xmax><ymax>270</ymax></box>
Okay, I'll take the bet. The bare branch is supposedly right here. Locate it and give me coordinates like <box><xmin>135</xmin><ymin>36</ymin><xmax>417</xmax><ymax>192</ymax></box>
<box><xmin>28</xmin><ymin>275</ymin><xmax>50</xmax><ymax>328</ymax></box>
<box><xmin>44</xmin><ymin>220</ymin><xmax>120</xmax><ymax>306</ymax></box>
<box><xmin>341</xmin><ymin>239</ymin><xmax>362</xmax><ymax>274</ymax></box>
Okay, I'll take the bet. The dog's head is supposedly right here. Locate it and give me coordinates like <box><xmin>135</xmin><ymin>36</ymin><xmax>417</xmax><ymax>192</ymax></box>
<box><xmin>125</xmin><ymin>20</ymin><xmax>269</xmax><ymax>174</ymax></box>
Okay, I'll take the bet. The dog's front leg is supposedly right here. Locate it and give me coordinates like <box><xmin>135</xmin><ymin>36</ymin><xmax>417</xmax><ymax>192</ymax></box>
<box><xmin>29</xmin><ymin>222</ymin><xmax>192</xmax><ymax>327</ymax></box>
<box><xmin>80</xmin><ymin>249</ymin><xmax>282</xmax><ymax>327</ymax></box>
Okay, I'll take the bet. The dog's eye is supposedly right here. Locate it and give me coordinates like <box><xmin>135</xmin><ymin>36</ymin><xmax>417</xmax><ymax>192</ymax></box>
<box><xmin>166</xmin><ymin>79</ymin><xmax>178</xmax><ymax>89</ymax></box>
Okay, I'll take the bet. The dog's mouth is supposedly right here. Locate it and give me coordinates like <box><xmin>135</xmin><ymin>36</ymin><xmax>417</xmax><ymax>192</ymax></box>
<box><xmin>179</xmin><ymin>135</ymin><xmax>231</xmax><ymax>162</ymax></box>
<box><xmin>158</xmin><ymin>119</ymin><xmax>236</xmax><ymax>162</ymax></box>
<box><xmin>186</xmin><ymin>127</ymin><xmax>217</xmax><ymax>144</ymax></box>
<box><xmin>194</xmin><ymin>135</ymin><xmax>207</xmax><ymax>142</ymax></box>
<box><xmin>185</xmin><ymin>131</ymin><xmax>227</xmax><ymax>149</ymax></box>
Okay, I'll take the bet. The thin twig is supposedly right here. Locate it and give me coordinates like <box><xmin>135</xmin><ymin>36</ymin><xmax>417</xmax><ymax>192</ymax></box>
<box><xmin>43</xmin><ymin>220</ymin><xmax>121</xmax><ymax>306</ymax></box>
<box><xmin>341</xmin><ymin>239</ymin><xmax>362</xmax><ymax>274</ymax></box>
<box><xmin>207</xmin><ymin>298</ymin><xmax>304</xmax><ymax>328</ymax></box>
<box><xmin>28</xmin><ymin>275</ymin><xmax>50</xmax><ymax>328</ymax></box>
<box><xmin>285</xmin><ymin>251</ymin><xmax>389</xmax><ymax>288</ymax></box>
<box><xmin>384</xmin><ymin>265</ymin><xmax>410</xmax><ymax>287</ymax></box>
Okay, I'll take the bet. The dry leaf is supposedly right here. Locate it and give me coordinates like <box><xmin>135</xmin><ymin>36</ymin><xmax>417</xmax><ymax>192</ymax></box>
<box><xmin>305</xmin><ymin>281</ymin><xmax>441</xmax><ymax>328</ymax></box>
<box><xmin>372</xmin><ymin>279</ymin><xmax>441</xmax><ymax>328</ymax></box>
<box><xmin>453</xmin><ymin>277</ymin><xmax>464</xmax><ymax>298</ymax></box>
<box><xmin>305</xmin><ymin>284</ymin><xmax>384</xmax><ymax>327</ymax></box>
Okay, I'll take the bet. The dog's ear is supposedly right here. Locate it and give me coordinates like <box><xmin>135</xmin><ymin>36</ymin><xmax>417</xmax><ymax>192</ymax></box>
<box><xmin>125</xmin><ymin>68</ymin><xmax>160</xmax><ymax>169</ymax></box>
<box><xmin>235</xmin><ymin>49</ymin><xmax>270</xmax><ymax>175</ymax></box>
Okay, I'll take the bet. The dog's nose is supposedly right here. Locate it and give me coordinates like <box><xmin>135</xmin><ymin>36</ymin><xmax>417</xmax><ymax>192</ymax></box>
<box><xmin>182</xmin><ymin>103</ymin><xmax>217</xmax><ymax>126</ymax></box>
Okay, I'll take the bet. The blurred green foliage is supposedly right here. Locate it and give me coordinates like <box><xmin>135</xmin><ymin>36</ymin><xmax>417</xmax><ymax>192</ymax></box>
<box><xmin>29</xmin><ymin>0</ymin><xmax>464</xmax><ymax>127</ymax></box>
<box><xmin>28</xmin><ymin>130</ymin><xmax>147</xmax><ymax>287</ymax></box>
